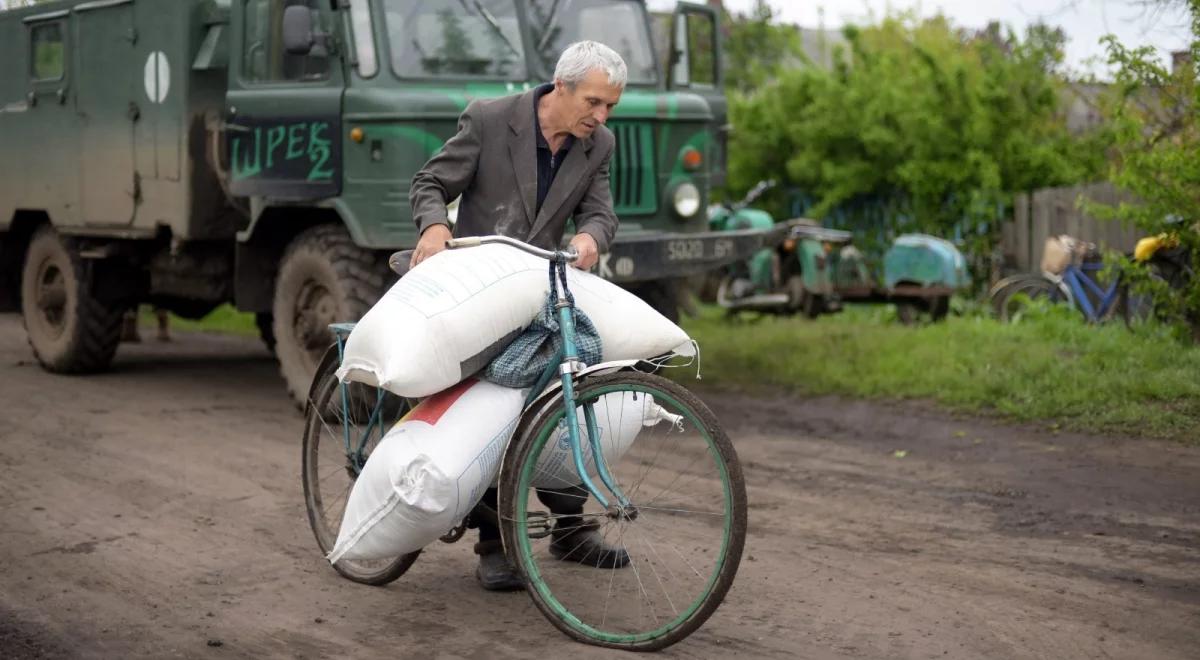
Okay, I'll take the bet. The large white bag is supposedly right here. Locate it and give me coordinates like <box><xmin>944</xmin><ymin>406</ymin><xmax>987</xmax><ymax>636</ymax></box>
<box><xmin>530</xmin><ymin>391</ymin><xmax>683</xmax><ymax>489</ymax></box>
<box><xmin>336</xmin><ymin>244</ymin><xmax>693</xmax><ymax>398</ymax></box>
<box><xmin>328</xmin><ymin>380</ymin><xmax>679</xmax><ymax>563</ymax></box>
<box><xmin>327</xmin><ymin>379</ymin><xmax>526</xmax><ymax>563</ymax></box>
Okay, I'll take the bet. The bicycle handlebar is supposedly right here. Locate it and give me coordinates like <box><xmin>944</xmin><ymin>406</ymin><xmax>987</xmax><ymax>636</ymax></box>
<box><xmin>445</xmin><ymin>235</ymin><xmax>579</xmax><ymax>263</ymax></box>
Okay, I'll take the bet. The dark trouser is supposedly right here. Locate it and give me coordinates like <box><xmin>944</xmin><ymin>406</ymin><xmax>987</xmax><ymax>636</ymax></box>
<box><xmin>477</xmin><ymin>485</ymin><xmax>587</xmax><ymax>542</ymax></box>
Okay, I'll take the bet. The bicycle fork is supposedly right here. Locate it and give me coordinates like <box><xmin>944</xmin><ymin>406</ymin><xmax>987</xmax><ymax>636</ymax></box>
<box><xmin>550</xmin><ymin>260</ymin><xmax>632</xmax><ymax>516</ymax></box>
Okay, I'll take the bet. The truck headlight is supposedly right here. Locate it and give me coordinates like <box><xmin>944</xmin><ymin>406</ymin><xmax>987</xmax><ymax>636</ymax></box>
<box><xmin>672</xmin><ymin>182</ymin><xmax>701</xmax><ymax>218</ymax></box>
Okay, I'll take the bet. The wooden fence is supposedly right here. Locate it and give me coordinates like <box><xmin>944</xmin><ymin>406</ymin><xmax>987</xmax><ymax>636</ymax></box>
<box><xmin>1001</xmin><ymin>182</ymin><xmax>1142</xmax><ymax>273</ymax></box>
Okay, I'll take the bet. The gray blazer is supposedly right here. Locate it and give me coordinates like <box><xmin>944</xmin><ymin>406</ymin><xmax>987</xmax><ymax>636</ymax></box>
<box><xmin>410</xmin><ymin>89</ymin><xmax>619</xmax><ymax>253</ymax></box>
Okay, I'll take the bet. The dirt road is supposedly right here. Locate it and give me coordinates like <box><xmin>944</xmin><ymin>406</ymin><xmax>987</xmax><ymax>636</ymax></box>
<box><xmin>0</xmin><ymin>313</ymin><xmax>1197</xmax><ymax>659</ymax></box>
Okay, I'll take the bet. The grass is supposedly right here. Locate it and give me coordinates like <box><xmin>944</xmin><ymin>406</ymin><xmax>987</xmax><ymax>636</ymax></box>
<box><xmin>139</xmin><ymin>304</ymin><xmax>258</xmax><ymax>337</ymax></box>
<box><xmin>143</xmin><ymin>301</ymin><xmax>1200</xmax><ymax>442</ymax></box>
<box><xmin>676</xmin><ymin>301</ymin><xmax>1200</xmax><ymax>443</ymax></box>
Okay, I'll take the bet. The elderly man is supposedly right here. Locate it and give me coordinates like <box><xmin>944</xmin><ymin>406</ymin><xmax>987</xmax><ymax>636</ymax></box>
<box><xmin>409</xmin><ymin>41</ymin><xmax>630</xmax><ymax>591</ymax></box>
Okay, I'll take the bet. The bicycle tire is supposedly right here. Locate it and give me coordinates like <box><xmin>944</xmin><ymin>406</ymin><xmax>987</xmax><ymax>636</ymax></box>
<box><xmin>993</xmin><ymin>275</ymin><xmax>1064</xmax><ymax>322</ymax></box>
<box><xmin>989</xmin><ymin>273</ymin><xmax>1049</xmax><ymax>319</ymax></box>
<box><xmin>302</xmin><ymin>345</ymin><xmax>420</xmax><ymax>586</ymax></box>
<box><xmin>498</xmin><ymin>371</ymin><xmax>747</xmax><ymax>652</ymax></box>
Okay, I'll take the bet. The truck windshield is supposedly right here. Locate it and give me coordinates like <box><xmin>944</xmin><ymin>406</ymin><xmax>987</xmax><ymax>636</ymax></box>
<box><xmin>527</xmin><ymin>0</ymin><xmax>658</xmax><ymax>84</ymax></box>
<box><xmin>383</xmin><ymin>0</ymin><xmax>525</xmax><ymax>79</ymax></box>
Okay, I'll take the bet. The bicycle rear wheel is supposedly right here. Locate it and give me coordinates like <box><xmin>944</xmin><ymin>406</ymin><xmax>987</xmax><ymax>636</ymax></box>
<box><xmin>993</xmin><ymin>275</ymin><xmax>1065</xmax><ymax>322</ymax></box>
<box><xmin>302</xmin><ymin>346</ymin><xmax>420</xmax><ymax>585</ymax></box>
<box><xmin>498</xmin><ymin>372</ymin><xmax>747</xmax><ymax>651</ymax></box>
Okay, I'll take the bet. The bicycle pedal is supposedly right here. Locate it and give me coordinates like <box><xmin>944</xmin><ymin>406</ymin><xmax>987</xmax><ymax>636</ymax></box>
<box><xmin>527</xmin><ymin>510</ymin><xmax>553</xmax><ymax>539</ymax></box>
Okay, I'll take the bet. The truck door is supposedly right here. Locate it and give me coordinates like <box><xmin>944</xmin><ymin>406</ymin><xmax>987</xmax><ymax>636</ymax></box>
<box><xmin>226</xmin><ymin>0</ymin><xmax>344</xmax><ymax>200</ymax></box>
<box><xmin>75</xmin><ymin>0</ymin><xmax>138</xmax><ymax>225</ymax></box>
<box><xmin>22</xmin><ymin>11</ymin><xmax>81</xmax><ymax>225</ymax></box>
<box><xmin>667</xmin><ymin>3</ymin><xmax>726</xmax><ymax>187</ymax></box>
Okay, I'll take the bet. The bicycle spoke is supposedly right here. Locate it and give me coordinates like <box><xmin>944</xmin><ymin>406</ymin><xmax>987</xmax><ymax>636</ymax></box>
<box><xmin>633</xmin><ymin>515</ymin><xmax>710</xmax><ymax>580</ymax></box>
<box><xmin>612</xmin><ymin>516</ymin><xmax>660</xmax><ymax>628</ymax></box>
<box><xmin>635</xmin><ymin>504</ymin><xmax>725</xmax><ymax>517</ymax></box>
<box><xmin>636</xmin><ymin>531</ymin><xmax>679</xmax><ymax>617</ymax></box>
<box><xmin>635</xmin><ymin>445</ymin><xmax>719</xmax><ymax>508</ymax></box>
<box><xmin>320</xmin><ymin>481</ymin><xmax>352</xmax><ymax>517</ymax></box>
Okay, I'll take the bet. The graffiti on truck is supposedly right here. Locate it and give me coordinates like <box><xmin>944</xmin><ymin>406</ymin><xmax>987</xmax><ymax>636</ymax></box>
<box><xmin>231</xmin><ymin>120</ymin><xmax>335</xmax><ymax>182</ymax></box>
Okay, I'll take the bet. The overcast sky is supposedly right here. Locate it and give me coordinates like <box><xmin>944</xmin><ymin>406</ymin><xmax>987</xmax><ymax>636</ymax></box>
<box><xmin>650</xmin><ymin>0</ymin><xmax>1193</xmax><ymax>77</ymax></box>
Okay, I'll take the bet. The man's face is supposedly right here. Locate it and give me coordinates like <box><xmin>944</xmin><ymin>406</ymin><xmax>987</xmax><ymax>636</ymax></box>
<box><xmin>555</xmin><ymin>68</ymin><xmax>624</xmax><ymax>139</ymax></box>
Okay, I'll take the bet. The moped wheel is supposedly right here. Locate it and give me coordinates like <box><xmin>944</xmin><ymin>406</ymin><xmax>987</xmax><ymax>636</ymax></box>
<box><xmin>498</xmin><ymin>372</ymin><xmax>747</xmax><ymax>652</ymax></box>
<box><xmin>302</xmin><ymin>346</ymin><xmax>420</xmax><ymax>585</ymax></box>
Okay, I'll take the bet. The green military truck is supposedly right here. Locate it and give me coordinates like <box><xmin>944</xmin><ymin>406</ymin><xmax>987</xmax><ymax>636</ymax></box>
<box><xmin>0</xmin><ymin>0</ymin><xmax>781</xmax><ymax>404</ymax></box>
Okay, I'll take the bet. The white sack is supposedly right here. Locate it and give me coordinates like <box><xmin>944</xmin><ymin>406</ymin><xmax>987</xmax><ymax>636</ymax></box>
<box><xmin>328</xmin><ymin>381</ymin><xmax>682</xmax><ymax>563</ymax></box>
<box><xmin>336</xmin><ymin>244</ymin><xmax>693</xmax><ymax>398</ymax></box>
<box><xmin>328</xmin><ymin>379</ymin><xmax>525</xmax><ymax>563</ymax></box>
<box><xmin>530</xmin><ymin>391</ymin><xmax>682</xmax><ymax>489</ymax></box>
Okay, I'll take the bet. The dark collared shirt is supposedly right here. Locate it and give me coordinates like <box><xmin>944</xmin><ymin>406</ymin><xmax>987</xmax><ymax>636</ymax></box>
<box><xmin>533</xmin><ymin>83</ymin><xmax>575</xmax><ymax>217</ymax></box>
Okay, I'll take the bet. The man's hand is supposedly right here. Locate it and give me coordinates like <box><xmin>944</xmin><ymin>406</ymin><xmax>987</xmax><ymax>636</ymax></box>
<box><xmin>569</xmin><ymin>232</ymin><xmax>599</xmax><ymax>270</ymax></box>
<box><xmin>411</xmin><ymin>224</ymin><xmax>453</xmax><ymax>268</ymax></box>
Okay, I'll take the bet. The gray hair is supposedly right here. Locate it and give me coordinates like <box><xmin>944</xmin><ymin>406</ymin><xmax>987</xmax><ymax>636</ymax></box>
<box><xmin>554</xmin><ymin>41</ymin><xmax>628</xmax><ymax>89</ymax></box>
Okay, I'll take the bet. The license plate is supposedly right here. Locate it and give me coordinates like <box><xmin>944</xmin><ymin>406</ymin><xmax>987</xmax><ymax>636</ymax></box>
<box><xmin>665</xmin><ymin>237</ymin><xmax>736</xmax><ymax>262</ymax></box>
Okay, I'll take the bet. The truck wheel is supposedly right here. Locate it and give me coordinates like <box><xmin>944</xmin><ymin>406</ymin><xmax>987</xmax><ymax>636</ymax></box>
<box><xmin>20</xmin><ymin>227</ymin><xmax>125</xmax><ymax>373</ymax></box>
<box><xmin>929</xmin><ymin>295</ymin><xmax>950</xmax><ymax>322</ymax></box>
<box><xmin>630</xmin><ymin>280</ymin><xmax>680</xmax><ymax>324</ymax></box>
<box><xmin>273</xmin><ymin>225</ymin><xmax>387</xmax><ymax>407</ymax></box>
<box><xmin>895</xmin><ymin>300</ymin><xmax>921</xmax><ymax>325</ymax></box>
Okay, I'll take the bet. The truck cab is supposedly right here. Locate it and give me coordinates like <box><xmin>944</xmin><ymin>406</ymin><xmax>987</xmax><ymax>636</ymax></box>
<box><xmin>1</xmin><ymin>0</ymin><xmax>783</xmax><ymax>404</ymax></box>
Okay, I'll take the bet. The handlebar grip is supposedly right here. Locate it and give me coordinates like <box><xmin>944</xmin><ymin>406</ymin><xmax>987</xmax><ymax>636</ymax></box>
<box><xmin>445</xmin><ymin>237</ymin><xmax>481</xmax><ymax>249</ymax></box>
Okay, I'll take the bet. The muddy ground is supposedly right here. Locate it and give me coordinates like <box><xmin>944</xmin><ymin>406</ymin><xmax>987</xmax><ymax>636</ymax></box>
<box><xmin>0</xmin><ymin>312</ymin><xmax>1196</xmax><ymax>659</ymax></box>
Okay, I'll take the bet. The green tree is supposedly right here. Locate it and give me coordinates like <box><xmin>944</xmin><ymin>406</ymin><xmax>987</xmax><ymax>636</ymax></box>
<box><xmin>1092</xmin><ymin>1</ymin><xmax>1200</xmax><ymax>340</ymax></box>
<box><xmin>720</xmin><ymin>0</ymin><xmax>803</xmax><ymax>95</ymax></box>
<box><xmin>727</xmin><ymin>13</ymin><xmax>1101</xmax><ymax>276</ymax></box>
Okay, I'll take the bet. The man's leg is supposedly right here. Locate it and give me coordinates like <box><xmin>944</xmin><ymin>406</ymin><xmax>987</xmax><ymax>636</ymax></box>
<box><xmin>472</xmin><ymin>487</ymin><xmax>524</xmax><ymax>591</ymax></box>
<box><xmin>155</xmin><ymin>308</ymin><xmax>171</xmax><ymax>342</ymax></box>
<box><xmin>538</xmin><ymin>485</ymin><xmax>630</xmax><ymax>569</ymax></box>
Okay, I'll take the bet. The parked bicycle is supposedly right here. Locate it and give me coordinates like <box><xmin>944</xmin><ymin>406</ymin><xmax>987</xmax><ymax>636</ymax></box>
<box><xmin>989</xmin><ymin>239</ymin><xmax>1126</xmax><ymax>323</ymax></box>
<box><xmin>300</xmin><ymin>235</ymin><xmax>748</xmax><ymax>652</ymax></box>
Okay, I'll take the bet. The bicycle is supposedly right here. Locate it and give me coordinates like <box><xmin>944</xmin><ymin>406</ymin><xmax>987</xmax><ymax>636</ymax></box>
<box><xmin>990</xmin><ymin>250</ymin><xmax>1126</xmax><ymax>323</ymax></box>
<box><xmin>301</xmin><ymin>235</ymin><xmax>748</xmax><ymax>652</ymax></box>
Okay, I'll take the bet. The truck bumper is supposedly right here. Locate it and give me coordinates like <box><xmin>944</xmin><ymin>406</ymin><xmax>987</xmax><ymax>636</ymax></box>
<box><xmin>597</xmin><ymin>225</ymin><xmax>790</xmax><ymax>283</ymax></box>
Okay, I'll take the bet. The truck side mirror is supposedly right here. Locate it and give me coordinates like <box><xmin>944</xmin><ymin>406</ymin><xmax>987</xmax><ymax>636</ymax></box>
<box><xmin>282</xmin><ymin>5</ymin><xmax>315</xmax><ymax>56</ymax></box>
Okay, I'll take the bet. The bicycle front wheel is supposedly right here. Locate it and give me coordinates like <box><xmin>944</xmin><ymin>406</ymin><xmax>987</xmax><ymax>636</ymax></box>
<box><xmin>302</xmin><ymin>345</ymin><xmax>420</xmax><ymax>585</ymax></box>
<box><xmin>499</xmin><ymin>372</ymin><xmax>747</xmax><ymax>651</ymax></box>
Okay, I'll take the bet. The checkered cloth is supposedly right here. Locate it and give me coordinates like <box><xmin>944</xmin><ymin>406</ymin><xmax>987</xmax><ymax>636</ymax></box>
<box><xmin>484</xmin><ymin>292</ymin><xmax>603</xmax><ymax>388</ymax></box>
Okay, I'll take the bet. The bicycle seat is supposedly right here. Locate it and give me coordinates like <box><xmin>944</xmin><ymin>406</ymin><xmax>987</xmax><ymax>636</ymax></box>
<box><xmin>389</xmin><ymin>250</ymin><xmax>415</xmax><ymax>278</ymax></box>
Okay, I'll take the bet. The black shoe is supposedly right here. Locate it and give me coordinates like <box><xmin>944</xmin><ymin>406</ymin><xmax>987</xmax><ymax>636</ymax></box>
<box><xmin>549</xmin><ymin>520</ymin><xmax>630</xmax><ymax>569</ymax></box>
<box><xmin>474</xmin><ymin>541</ymin><xmax>524</xmax><ymax>591</ymax></box>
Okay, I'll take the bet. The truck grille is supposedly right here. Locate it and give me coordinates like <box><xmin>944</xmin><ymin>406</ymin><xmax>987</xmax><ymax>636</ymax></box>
<box><xmin>609</xmin><ymin>122</ymin><xmax>656</xmax><ymax>215</ymax></box>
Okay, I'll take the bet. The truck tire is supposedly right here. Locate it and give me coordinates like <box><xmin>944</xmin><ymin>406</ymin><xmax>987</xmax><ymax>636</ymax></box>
<box><xmin>20</xmin><ymin>227</ymin><xmax>125</xmax><ymax>373</ymax></box>
<box><xmin>929</xmin><ymin>295</ymin><xmax>950</xmax><ymax>322</ymax></box>
<box><xmin>273</xmin><ymin>225</ymin><xmax>387</xmax><ymax>407</ymax></box>
<box><xmin>895</xmin><ymin>300</ymin><xmax>921</xmax><ymax>325</ymax></box>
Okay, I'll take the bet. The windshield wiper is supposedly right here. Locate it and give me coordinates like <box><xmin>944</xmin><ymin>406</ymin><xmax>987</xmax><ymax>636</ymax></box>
<box><xmin>536</xmin><ymin>0</ymin><xmax>562</xmax><ymax>51</ymax></box>
<box><xmin>471</xmin><ymin>0</ymin><xmax>521</xmax><ymax>58</ymax></box>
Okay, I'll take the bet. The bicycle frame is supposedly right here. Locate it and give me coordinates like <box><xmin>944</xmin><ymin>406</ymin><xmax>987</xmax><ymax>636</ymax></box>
<box><xmin>538</xmin><ymin>255</ymin><xmax>631</xmax><ymax>512</ymax></box>
<box><xmin>1056</xmin><ymin>262</ymin><xmax>1121</xmax><ymax>323</ymax></box>
<box><xmin>329</xmin><ymin>323</ymin><xmax>389</xmax><ymax>473</ymax></box>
